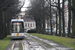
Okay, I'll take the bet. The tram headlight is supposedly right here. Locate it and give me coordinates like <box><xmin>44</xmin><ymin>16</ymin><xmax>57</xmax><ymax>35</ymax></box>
<box><xmin>21</xmin><ymin>34</ymin><xmax>23</xmax><ymax>35</ymax></box>
<box><xmin>12</xmin><ymin>34</ymin><xmax>15</xmax><ymax>36</ymax></box>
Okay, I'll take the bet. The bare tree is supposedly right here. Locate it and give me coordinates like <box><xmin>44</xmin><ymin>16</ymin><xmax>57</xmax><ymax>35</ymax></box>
<box><xmin>68</xmin><ymin>0</ymin><xmax>71</xmax><ymax>37</ymax></box>
<box><xmin>62</xmin><ymin>0</ymin><xmax>65</xmax><ymax>37</ymax></box>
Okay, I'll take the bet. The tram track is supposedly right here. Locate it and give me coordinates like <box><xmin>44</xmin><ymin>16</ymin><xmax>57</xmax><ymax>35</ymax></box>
<box><xmin>24</xmin><ymin>33</ymin><xmax>54</xmax><ymax>50</ymax></box>
<box><xmin>6</xmin><ymin>38</ymin><xmax>24</xmax><ymax>50</ymax></box>
<box><xmin>6</xmin><ymin>33</ymin><xmax>73</xmax><ymax>50</ymax></box>
<box><xmin>6</xmin><ymin>34</ymin><xmax>56</xmax><ymax>50</ymax></box>
<box><xmin>25</xmin><ymin>33</ymin><xmax>73</xmax><ymax>50</ymax></box>
<box><xmin>11</xmin><ymin>42</ymin><xmax>15</xmax><ymax>50</ymax></box>
<box><xmin>6</xmin><ymin>39</ymin><xmax>23</xmax><ymax>50</ymax></box>
<box><xmin>13</xmin><ymin>40</ymin><xmax>23</xmax><ymax>50</ymax></box>
<box><xmin>28</xmin><ymin>36</ymin><xmax>48</xmax><ymax>50</ymax></box>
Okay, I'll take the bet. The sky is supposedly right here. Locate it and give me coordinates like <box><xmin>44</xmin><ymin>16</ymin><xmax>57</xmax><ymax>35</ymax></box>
<box><xmin>21</xmin><ymin>0</ymin><xmax>62</xmax><ymax>11</ymax></box>
<box><xmin>21</xmin><ymin>0</ymin><xmax>30</xmax><ymax>11</ymax></box>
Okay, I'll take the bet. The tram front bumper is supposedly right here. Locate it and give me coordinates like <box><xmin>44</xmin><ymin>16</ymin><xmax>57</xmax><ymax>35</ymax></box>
<box><xmin>11</xmin><ymin>36</ymin><xmax>24</xmax><ymax>39</ymax></box>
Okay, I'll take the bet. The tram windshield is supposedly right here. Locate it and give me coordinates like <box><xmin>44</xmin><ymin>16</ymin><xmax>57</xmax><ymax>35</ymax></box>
<box><xmin>11</xmin><ymin>22</ymin><xmax>24</xmax><ymax>33</ymax></box>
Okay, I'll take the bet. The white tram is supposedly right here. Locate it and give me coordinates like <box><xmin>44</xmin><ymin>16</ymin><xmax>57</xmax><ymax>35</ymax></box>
<box><xmin>11</xmin><ymin>19</ymin><xmax>25</xmax><ymax>39</ymax></box>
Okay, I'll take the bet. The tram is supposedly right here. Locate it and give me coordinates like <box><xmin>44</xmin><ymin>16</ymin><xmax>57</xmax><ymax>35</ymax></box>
<box><xmin>11</xmin><ymin>19</ymin><xmax>25</xmax><ymax>39</ymax></box>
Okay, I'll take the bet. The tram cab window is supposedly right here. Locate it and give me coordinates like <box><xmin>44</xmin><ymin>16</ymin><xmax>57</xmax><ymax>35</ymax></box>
<box><xmin>11</xmin><ymin>22</ymin><xmax>24</xmax><ymax>33</ymax></box>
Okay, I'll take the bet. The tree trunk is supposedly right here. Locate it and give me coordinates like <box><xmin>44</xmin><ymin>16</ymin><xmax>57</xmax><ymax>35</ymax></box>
<box><xmin>39</xmin><ymin>20</ymin><xmax>43</xmax><ymax>33</ymax></box>
<box><xmin>36</xmin><ymin>20</ymin><xmax>41</xmax><ymax>33</ymax></box>
<box><xmin>4</xmin><ymin>12</ymin><xmax>8</xmax><ymax>37</ymax></box>
<box><xmin>68</xmin><ymin>0</ymin><xmax>71</xmax><ymax>37</ymax></box>
<box><xmin>42</xmin><ymin>0</ymin><xmax>45</xmax><ymax>34</ymax></box>
<box><xmin>50</xmin><ymin>0</ymin><xmax>53</xmax><ymax>35</ymax></box>
<box><xmin>62</xmin><ymin>0</ymin><xmax>65</xmax><ymax>37</ymax></box>
<box><xmin>0</xmin><ymin>4</ymin><xmax>4</xmax><ymax>39</ymax></box>
<box><xmin>56</xmin><ymin>11</ymin><xmax>57</xmax><ymax>35</ymax></box>
<box><xmin>7</xmin><ymin>17</ymin><xmax>10</xmax><ymax>35</ymax></box>
<box><xmin>42</xmin><ymin>18</ymin><xmax>45</xmax><ymax>34</ymax></box>
<box><xmin>72</xmin><ymin>0</ymin><xmax>75</xmax><ymax>38</ymax></box>
<box><xmin>3</xmin><ymin>11</ymin><xmax>7</xmax><ymax>38</ymax></box>
<box><xmin>58</xmin><ymin>0</ymin><xmax>61</xmax><ymax>36</ymax></box>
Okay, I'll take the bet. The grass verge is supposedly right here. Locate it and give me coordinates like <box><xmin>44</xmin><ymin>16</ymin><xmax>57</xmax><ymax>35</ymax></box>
<box><xmin>0</xmin><ymin>35</ymin><xmax>11</xmax><ymax>50</ymax></box>
<box><xmin>29</xmin><ymin>33</ymin><xmax>75</xmax><ymax>50</ymax></box>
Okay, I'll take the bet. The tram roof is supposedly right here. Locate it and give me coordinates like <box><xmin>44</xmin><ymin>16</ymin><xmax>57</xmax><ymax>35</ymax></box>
<box><xmin>11</xmin><ymin>19</ymin><xmax>24</xmax><ymax>22</ymax></box>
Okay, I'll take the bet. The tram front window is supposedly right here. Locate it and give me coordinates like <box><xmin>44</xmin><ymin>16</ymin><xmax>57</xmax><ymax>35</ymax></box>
<box><xmin>12</xmin><ymin>22</ymin><xmax>24</xmax><ymax>33</ymax></box>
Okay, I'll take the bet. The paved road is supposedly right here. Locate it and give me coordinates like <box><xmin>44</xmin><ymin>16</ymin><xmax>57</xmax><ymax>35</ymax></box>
<box><xmin>6</xmin><ymin>33</ymin><xmax>73</xmax><ymax>50</ymax></box>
